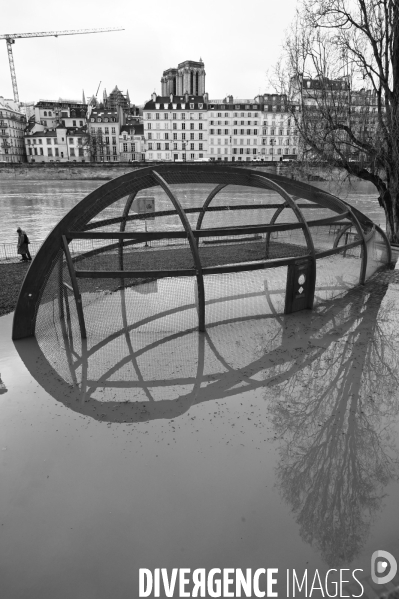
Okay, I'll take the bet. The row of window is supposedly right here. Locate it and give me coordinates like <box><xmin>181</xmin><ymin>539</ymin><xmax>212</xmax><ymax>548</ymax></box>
<box><xmin>90</xmin><ymin>127</ymin><xmax>117</xmax><ymax>134</ymax></box>
<box><xmin>210</xmin><ymin>138</ymin><xmax>257</xmax><ymax>145</ymax></box>
<box><xmin>147</xmin><ymin>112</ymin><xmax>204</xmax><ymax>120</ymax></box>
<box><xmin>148</xmin><ymin>133</ymin><xmax>204</xmax><ymax>141</ymax></box>
<box><xmin>28</xmin><ymin>147</ymin><xmax>85</xmax><ymax>157</ymax></box>
<box><xmin>90</xmin><ymin>117</ymin><xmax>117</xmax><ymax>123</ymax></box>
<box><xmin>26</xmin><ymin>137</ymin><xmax>84</xmax><ymax>145</ymax></box>
<box><xmin>209</xmin><ymin>128</ymin><xmax>259</xmax><ymax>136</ymax></box>
<box><xmin>209</xmin><ymin>120</ymin><xmax>259</xmax><ymax>126</ymax></box>
<box><xmin>147</xmin><ymin>122</ymin><xmax>204</xmax><ymax>130</ymax></box>
<box><xmin>147</xmin><ymin>142</ymin><xmax>204</xmax><ymax>151</ymax></box>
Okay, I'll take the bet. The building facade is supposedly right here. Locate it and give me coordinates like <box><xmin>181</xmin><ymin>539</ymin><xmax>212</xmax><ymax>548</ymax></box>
<box><xmin>119</xmin><ymin>123</ymin><xmax>145</xmax><ymax>162</ymax></box>
<box><xmin>207</xmin><ymin>97</ymin><xmax>261</xmax><ymax>161</ymax></box>
<box><xmin>88</xmin><ymin>107</ymin><xmax>124</xmax><ymax>162</ymax></box>
<box><xmin>255</xmin><ymin>94</ymin><xmax>299</xmax><ymax>161</ymax></box>
<box><xmin>24</xmin><ymin>127</ymin><xmax>90</xmax><ymax>163</ymax></box>
<box><xmin>33</xmin><ymin>99</ymin><xmax>87</xmax><ymax>131</ymax></box>
<box><xmin>0</xmin><ymin>97</ymin><xmax>26</xmax><ymax>163</ymax></box>
<box><xmin>143</xmin><ymin>92</ymin><xmax>208</xmax><ymax>162</ymax></box>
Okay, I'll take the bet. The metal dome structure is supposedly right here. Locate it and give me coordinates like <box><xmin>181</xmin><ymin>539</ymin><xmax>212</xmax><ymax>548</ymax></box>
<box><xmin>12</xmin><ymin>164</ymin><xmax>391</xmax><ymax>343</ymax></box>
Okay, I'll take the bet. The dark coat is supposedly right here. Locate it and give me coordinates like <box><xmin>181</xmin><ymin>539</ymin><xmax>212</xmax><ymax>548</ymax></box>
<box><xmin>17</xmin><ymin>231</ymin><xmax>29</xmax><ymax>255</ymax></box>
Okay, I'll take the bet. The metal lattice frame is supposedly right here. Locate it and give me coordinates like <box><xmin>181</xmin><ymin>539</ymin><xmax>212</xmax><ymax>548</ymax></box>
<box><xmin>12</xmin><ymin>164</ymin><xmax>390</xmax><ymax>340</ymax></box>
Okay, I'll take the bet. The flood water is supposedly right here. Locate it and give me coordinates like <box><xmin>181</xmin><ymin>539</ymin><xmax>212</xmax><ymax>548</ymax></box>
<box><xmin>0</xmin><ymin>177</ymin><xmax>386</xmax><ymax>245</ymax></box>
<box><xmin>1</xmin><ymin>173</ymin><xmax>398</xmax><ymax>598</ymax></box>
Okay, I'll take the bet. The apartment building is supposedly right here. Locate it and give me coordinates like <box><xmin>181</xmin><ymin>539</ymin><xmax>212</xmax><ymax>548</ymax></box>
<box><xmin>208</xmin><ymin>97</ymin><xmax>260</xmax><ymax>161</ymax></box>
<box><xmin>0</xmin><ymin>97</ymin><xmax>26</xmax><ymax>163</ymax></box>
<box><xmin>255</xmin><ymin>94</ymin><xmax>299</xmax><ymax>160</ymax></box>
<box><xmin>143</xmin><ymin>92</ymin><xmax>208</xmax><ymax>162</ymax></box>
<box><xmin>33</xmin><ymin>99</ymin><xmax>87</xmax><ymax>130</ymax></box>
<box><xmin>88</xmin><ymin>107</ymin><xmax>124</xmax><ymax>162</ymax></box>
<box><xmin>24</xmin><ymin>127</ymin><xmax>90</xmax><ymax>162</ymax></box>
<box><xmin>119</xmin><ymin>123</ymin><xmax>145</xmax><ymax>162</ymax></box>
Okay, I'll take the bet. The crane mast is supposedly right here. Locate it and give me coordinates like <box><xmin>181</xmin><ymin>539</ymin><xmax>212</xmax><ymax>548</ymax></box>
<box><xmin>1</xmin><ymin>27</ymin><xmax>124</xmax><ymax>104</ymax></box>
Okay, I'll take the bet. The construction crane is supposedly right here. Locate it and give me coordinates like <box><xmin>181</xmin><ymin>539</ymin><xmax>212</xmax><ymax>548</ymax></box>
<box><xmin>0</xmin><ymin>28</ymin><xmax>124</xmax><ymax>103</ymax></box>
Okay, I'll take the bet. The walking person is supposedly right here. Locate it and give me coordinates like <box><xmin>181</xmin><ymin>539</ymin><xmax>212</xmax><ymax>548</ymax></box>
<box><xmin>16</xmin><ymin>227</ymin><xmax>32</xmax><ymax>262</ymax></box>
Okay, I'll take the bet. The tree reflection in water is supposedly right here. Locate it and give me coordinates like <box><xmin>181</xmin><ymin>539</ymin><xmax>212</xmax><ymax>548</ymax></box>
<box><xmin>264</xmin><ymin>271</ymin><xmax>399</xmax><ymax>566</ymax></box>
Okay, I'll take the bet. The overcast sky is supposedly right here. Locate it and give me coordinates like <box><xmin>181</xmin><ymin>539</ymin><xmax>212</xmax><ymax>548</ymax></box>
<box><xmin>1</xmin><ymin>0</ymin><xmax>299</xmax><ymax>106</ymax></box>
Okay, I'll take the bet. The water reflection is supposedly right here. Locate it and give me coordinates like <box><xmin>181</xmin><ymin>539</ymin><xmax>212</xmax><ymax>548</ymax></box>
<box><xmin>266</xmin><ymin>274</ymin><xmax>399</xmax><ymax>566</ymax></box>
<box><xmin>15</xmin><ymin>269</ymin><xmax>399</xmax><ymax>566</ymax></box>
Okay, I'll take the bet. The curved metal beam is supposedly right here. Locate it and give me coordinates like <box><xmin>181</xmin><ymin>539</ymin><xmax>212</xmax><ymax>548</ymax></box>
<box><xmin>333</xmin><ymin>223</ymin><xmax>354</xmax><ymax>249</ymax></box>
<box><xmin>119</xmin><ymin>191</ymin><xmax>137</xmax><ymax>271</ymax></box>
<box><xmin>195</xmin><ymin>184</ymin><xmax>227</xmax><ymax>234</ymax></box>
<box><xmin>151</xmin><ymin>170</ymin><xmax>206</xmax><ymax>332</ymax></box>
<box><xmin>250</xmin><ymin>174</ymin><xmax>317</xmax><ymax>309</ymax></box>
<box><xmin>265</xmin><ymin>204</ymin><xmax>287</xmax><ymax>259</ymax></box>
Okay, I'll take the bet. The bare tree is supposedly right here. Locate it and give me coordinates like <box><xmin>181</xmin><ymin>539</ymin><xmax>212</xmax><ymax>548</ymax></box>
<box><xmin>277</xmin><ymin>0</ymin><xmax>399</xmax><ymax>241</ymax></box>
<box><xmin>77</xmin><ymin>129</ymin><xmax>107</xmax><ymax>162</ymax></box>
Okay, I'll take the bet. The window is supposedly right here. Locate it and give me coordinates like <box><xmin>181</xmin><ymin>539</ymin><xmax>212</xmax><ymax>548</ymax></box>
<box><xmin>190</xmin><ymin>143</ymin><xmax>194</xmax><ymax>150</ymax></box>
<box><xmin>190</xmin><ymin>103</ymin><xmax>194</xmax><ymax>109</ymax></box>
<box><xmin>164</xmin><ymin>113</ymin><xmax>169</xmax><ymax>119</ymax></box>
<box><xmin>123</xmin><ymin>143</ymin><xmax>128</xmax><ymax>152</ymax></box>
<box><xmin>182</xmin><ymin>133</ymin><xmax>186</xmax><ymax>140</ymax></box>
<box><xmin>39</xmin><ymin>148</ymin><xmax>43</xmax><ymax>155</ymax></box>
<box><xmin>155</xmin><ymin>113</ymin><xmax>160</xmax><ymax>120</ymax></box>
<box><xmin>79</xmin><ymin>148</ymin><xmax>84</xmax><ymax>157</ymax></box>
<box><xmin>199</xmin><ymin>133</ymin><xmax>203</xmax><ymax>140</ymax></box>
<box><xmin>44</xmin><ymin>111</ymin><xmax>47</xmax><ymax>116</ymax></box>
<box><xmin>148</xmin><ymin>143</ymin><xmax>153</xmax><ymax>150</ymax></box>
<box><xmin>46</xmin><ymin>139</ymin><xmax>51</xmax><ymax>145</ymax></box>
<box><xmin>55</xmin><ymin>148</ymin><xmax>59</xmax><ymax>157</ymax></box>
<box><xmin>111</xmin><ymin>127</ymin><xmax>116</xmax><ymax>134</ymax></box>
<box><xmin>190</xmin><ymin>133</ymin><xmax>194</xmax><ymax>140</ymax></box>
<box><xmin>73</xmin><ymin>120</ymin><xmax>76</xmax><ymax>126</ymax></box>
<box><xmin>147</xmin><ymin>123</ymin><xmax>151</xmax><ymax>130</ymax></box>
<box><xmin>165</xmin><ymin>133</ymin><xmax>169</xmax><ymax>140</ymax></box>
<box><xmin>182</xmin><ymin>123</ymin><xmax>186</xmax><ymax>130</ymax></box>
<box><xmin>156</xmin><ymin>143</ymin><xmax>161</xmax><ymax>150</ymax></box>
<box><xmin>173</xmin><ymin>113</ymin><xmax>177</xmax><ymax>120</ymax></box>
<box><xmin>199</xmin><ymin>143</ymin><xmax>203</xmax><ymax>150</ymax></box>
<box><xmin>79</xmin><ymin>121</ymin><xmax>83</xmax><ymax>126</ymax></box>
<box><xmin>173</xmin><ymin>123</ymin><xmax>177</xmax><ymax>130</ymax></box>
<box><xmin>112</xmin><ymin>137</ymin><xmax>116</xmax><ymax>145</ymax></box>
<box><xmin>105</xmin><ymin>127</ymin><xmax>109</xmax><ymax>134</ymax></box>
<box><xmin>173</xmin><ymin>133</ymin><xmax>177</xmax><ymax>140</ymax></box>
<box><xmin>148</xmin><ymin>133</ymin><xmax>152</xmax><ymax>140</ymax></box>
<box><xmin>247</xmin><ymin>129</ymin><xmax>251</xmax><ymax>135</ymax></box>
<box><xmin>70</xmin><ymin>148</ymin><xmax>75</xmax><ymax>157</ymax></box>
<box><xmin>165</xmin><ymin>143</ymin><xmax>169</xmax><ymax>150</ymax></box>
<box><xmin>69</xmin><ymin>138</ymin><xmax>74</xmax><ymax>144</ymax></box>
<box><xmin>173</xmin><ymin>143</ymin><xmax>178</xmax><ymax>150</ymax></box>
<box><xmin>190</xmin><ymin>123</ymin><xmax>194</xmax><ymax>130</ymax></box>
<box><xmin>217</xmin><ymin>129</ymin><xmax>222</xmax><ymax>135</ymax></box>
<box><xmin>181</xmin><ymin>113</ymin><xmax>185</xmax><ymax>120</ymax></box>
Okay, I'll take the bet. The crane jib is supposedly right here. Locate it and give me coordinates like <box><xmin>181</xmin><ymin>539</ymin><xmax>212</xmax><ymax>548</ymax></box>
<box><xmin>0</xmin><ymin>28</ymin><xmax>124</xmax><ymax>103</ymax></box>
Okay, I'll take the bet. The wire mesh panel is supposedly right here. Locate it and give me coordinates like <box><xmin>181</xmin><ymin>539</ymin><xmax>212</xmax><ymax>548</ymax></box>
<box><xmin>314</xmin><ymin>247</ymin><xmax>362</xmax><ymax>305</ymax></box>
<box><xmin>204</xmin><ymin>267</ymin><xmax>287</xmax><ymax>326</ymax></box>
<box><xmin>365</xmin><ymin>228</ymin><xmax>389</xmax><ymax>280</ymax></box>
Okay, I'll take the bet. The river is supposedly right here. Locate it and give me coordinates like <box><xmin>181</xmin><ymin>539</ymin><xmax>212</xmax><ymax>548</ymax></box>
<box><xmin>0</xmin><ymin>177</ymin><xmax>386</xmax><ymax>245</ymax></box>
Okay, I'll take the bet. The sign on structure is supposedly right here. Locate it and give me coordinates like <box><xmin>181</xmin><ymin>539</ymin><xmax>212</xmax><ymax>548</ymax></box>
<box><xmin>132</xmin><ymin>197</ymin><xmax>155</xmax><ymax>219</ymax></box>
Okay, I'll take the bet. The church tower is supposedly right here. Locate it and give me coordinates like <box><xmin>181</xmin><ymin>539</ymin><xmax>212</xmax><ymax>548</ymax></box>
<box><xmin>161</xmin><ymin>59</ymin><xmax>205</xmax><ymax>96</ymax></box>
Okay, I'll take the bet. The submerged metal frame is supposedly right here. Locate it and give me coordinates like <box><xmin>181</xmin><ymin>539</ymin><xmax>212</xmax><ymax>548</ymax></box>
<box><xmin>12</xmin><ymin>164</ymin><xmax>389</xmax><ymax>341</ymax></box>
